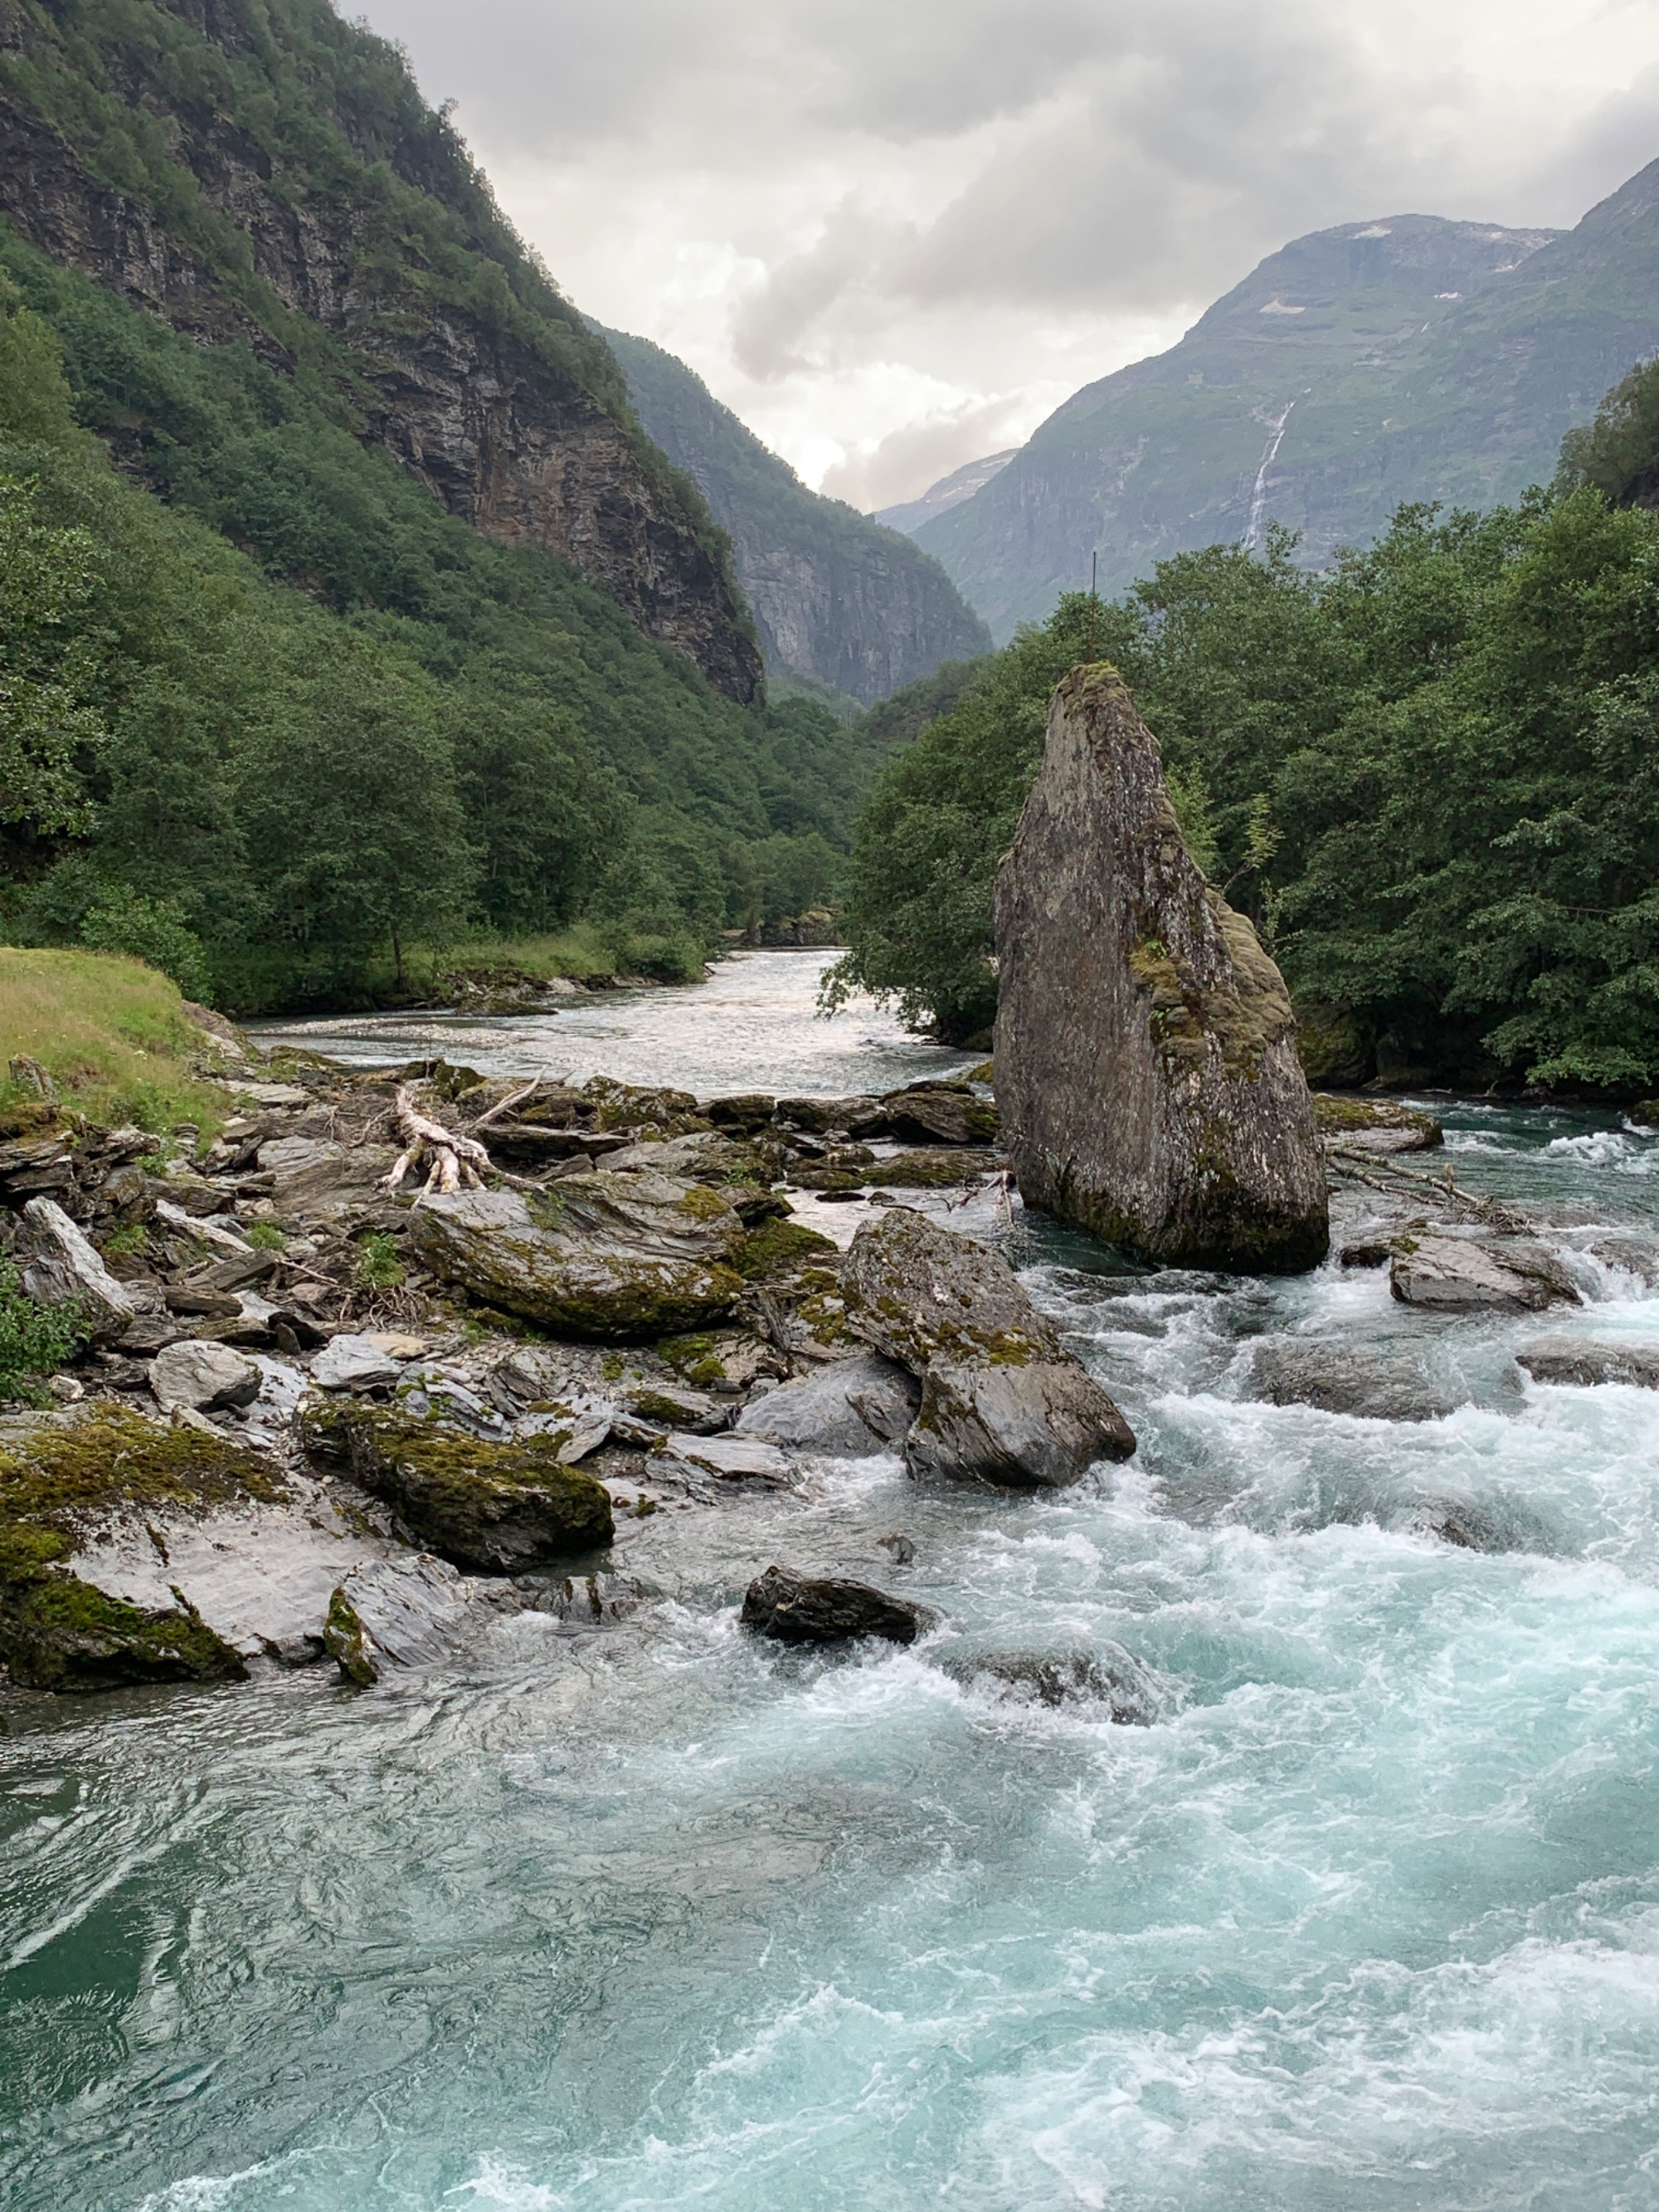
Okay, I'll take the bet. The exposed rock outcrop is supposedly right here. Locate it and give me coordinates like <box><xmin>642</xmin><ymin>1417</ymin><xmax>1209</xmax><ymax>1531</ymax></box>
<box><xmin>301</xmin><ymin>1403</ymin><xmax>614</xmax><ymax>1575</ymax></box>
<box><xmin>406</xmin><ymin>1176</ymin><xmax>747</xmax><ymax>1338</ymax></box>
<box><xmin>735</xmin><ymin>1352</ymin><xmax>922</xmax><ymax>1455</ymax></box>
<box><xmin>994</xmin><ymin>665</ymin><xmax>1329</xmax><ymax>1273</ymax></box>
<box><xmin>839</xmin><ymin>1209</ymin><xmax>1136</xmax><ymax>1486</ymax></box>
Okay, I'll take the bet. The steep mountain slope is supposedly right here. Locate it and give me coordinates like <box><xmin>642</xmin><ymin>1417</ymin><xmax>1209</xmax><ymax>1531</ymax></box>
<box><xmin>0</xmin><ymin>0</ymin><xmax>761</xmax><ymax>699</ymax></box>
<box><xmin>921</xmin><ymin>160</ymin><xmax>1659</xmax><ymax>639</ymax></box>
<box><xmin>599</xmin><ymin>324</ymin><xmax>989</xmax><ymax>707</ymax></box>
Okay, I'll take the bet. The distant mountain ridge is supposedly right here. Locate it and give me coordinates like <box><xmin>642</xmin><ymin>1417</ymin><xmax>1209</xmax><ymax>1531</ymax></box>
<box><xmin>598</xmin><ymin>324</ymin><xmax>990</xmax><ymax>708</ymax></box>
<box><xmin>876</xmin><ymin>450</ymin><xmax>1016</xmax><ymax>536</ymax></box>
<box><xmin>917</xmin><ymin>158</ymin><xmax>1659</xmax><ymax>639</ymax></box>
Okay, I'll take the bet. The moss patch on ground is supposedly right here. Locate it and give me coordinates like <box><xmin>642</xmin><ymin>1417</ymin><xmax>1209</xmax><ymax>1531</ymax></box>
<box><xmin>0</xmin><ymin>948</ymin><xmax>229</xmax><ymax>1139</ymax></box>
<box><xmin>0</xmin><ymin>1408</ymin><xmax>277</xmax><ymax>1689</ymax></box>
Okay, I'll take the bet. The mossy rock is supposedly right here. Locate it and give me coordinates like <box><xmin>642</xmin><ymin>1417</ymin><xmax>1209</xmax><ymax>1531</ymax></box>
<box><xmin>864</xmin><ymin>1147</ymin><xmax>1000</xmax><ymax>1188</ymax></box>
<box><xmin>301</xmin><ymin>1402</ymin><xmax>614</xmax><ymax>1575</ymax></box>
<box><xmin>0</xmin><ymin>1409</ymin><xmax>274</xmax><ymax>1689</ymax></box>
<box><xmin>737</xmin><ymin>1217</ymin><xmax>838</xmax><ymax>1280</ymax></box>
<box><xmin>1313</xmin><ymin>1094</ymin><xmax>1443</xmax><ymax>1148</ymax></box>
<box><xmin>324</xmin><ymin>1587</ymin><xmax>377</xmax><ymax>1687</ymax></box>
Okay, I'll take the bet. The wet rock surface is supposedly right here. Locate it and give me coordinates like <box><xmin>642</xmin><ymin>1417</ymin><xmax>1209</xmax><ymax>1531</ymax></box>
<box><xmin>840</xmin><ymin>1208</ymin><xmax>1136</xmax><ymax>1486</ymax></box>
<box><xmin>1247</xmin><ymin>1342</ymin><xmax>1465</xmax><ymax>1422</ymax></box>
<box><xmin>1389</xmin><ymin>1235</ymin><xmax>1580</xmax><ymax>1313</ymax></box>
<box><xmin>1517</xmin><ymin>1337</ymin><xmax>1659</xmax><ymax>1388</ymax></box>
<box><xmin>994</xmin><ymin>665</ymin><xmax>1329</xmax><ymax>1274</ymax></box>
<box><xmin>741</xmin><ymin>1562</ymin><xmax>930</xmax><ymax>1644</ymax></box>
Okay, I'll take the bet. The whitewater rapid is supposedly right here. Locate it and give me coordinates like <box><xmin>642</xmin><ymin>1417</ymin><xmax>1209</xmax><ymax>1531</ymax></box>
<box><xmin>4</xmin><ymin>956</ymin><xmax>1657</xmax><ymax>2211</ymax></box>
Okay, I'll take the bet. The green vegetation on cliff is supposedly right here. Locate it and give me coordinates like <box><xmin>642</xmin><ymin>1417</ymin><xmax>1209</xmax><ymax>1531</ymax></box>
<box><xmin>834</xmin><ymin>478</ymin><xmax>1659</xmax><ymax>1093</ymax></box>
<box><xmin>0</xmin><ymin>255</ymin><xmax>884</xmax><ymax>1003</ymax></box>
<box><xmin>0</xmin><ymin>0</ymin><xmax>894</xmax><ymax>1006</ymax></box>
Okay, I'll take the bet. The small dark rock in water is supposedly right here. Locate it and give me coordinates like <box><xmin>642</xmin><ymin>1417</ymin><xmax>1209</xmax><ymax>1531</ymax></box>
<box><xmin>954</xmin><ymin>1644</ymin><xmax>1163</xmax><ymax>1723</ymax></box>
<box><xmin>1413</xmin><ymin>1495</ymin><xmax>1569</xmax><ymax>1557</ymax></box>
<box><xmin>876</xmin><ymin>1531</ymin><xmax>916</xmax><ymax>1565</ymax></box>
<box><xmin>1517</xmin><ymin>1337</ymin><xmax>1659</xmax><ymax>1389</ymax></box>
<box><xmin>741</xmin><ymin>1563</ymin><xmax>929</xmax><ymax>1645</ymax></box>
<box><xmin>1339</xmin><ymin>1241</ymin><xmax>1394</xmax><ymax>1269</ymax></box>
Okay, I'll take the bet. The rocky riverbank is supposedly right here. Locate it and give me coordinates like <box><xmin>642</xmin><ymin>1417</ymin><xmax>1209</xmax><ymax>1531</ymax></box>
<box><xmin>4</xmin><ymin>1009</ymin><xmax>1648</xmax><ymax>1716</ymax></box>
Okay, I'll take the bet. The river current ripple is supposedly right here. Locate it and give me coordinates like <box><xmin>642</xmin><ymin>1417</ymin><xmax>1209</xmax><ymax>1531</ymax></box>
<box><xmin>5</xmin><ymin>953</ymin><xmax>1659</xmax><ymax>2210</ymax></box>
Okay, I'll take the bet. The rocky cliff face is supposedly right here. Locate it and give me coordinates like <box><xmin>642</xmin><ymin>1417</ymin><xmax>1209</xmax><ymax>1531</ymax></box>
<box><xmin>601</xmin><ymin>324</ymin><xmax>989</xmax><ymax>707</ymax></box>
<box><xmin>0</xmin><ymin>0</ymin><xmax>761</xmax><ymax>702</ymax></box>
<box><xmin>994</xmin><ymin>665</ymin><xmax>1329</xmax><ymax>1273</ymax></box>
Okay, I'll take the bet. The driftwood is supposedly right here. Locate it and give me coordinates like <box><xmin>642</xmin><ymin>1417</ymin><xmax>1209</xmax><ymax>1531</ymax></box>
<box><xmin>382</xmin><ymin>1084</ymin><xmax>495</xmax><ymax>1195</ymax></box>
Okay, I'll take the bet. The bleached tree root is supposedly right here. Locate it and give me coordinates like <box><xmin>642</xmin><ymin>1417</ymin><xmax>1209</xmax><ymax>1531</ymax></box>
<box><xmin>381</xmin><ymin>1084</ymin><xmax>496</xmax><ymax>1196</ymax></box>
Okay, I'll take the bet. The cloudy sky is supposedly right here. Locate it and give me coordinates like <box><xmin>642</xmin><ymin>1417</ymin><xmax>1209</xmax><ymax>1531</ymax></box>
<box><xmin>365</xmin><ymin>0</ymin><xmax>1659</xmax><ymax>511</ymax></box>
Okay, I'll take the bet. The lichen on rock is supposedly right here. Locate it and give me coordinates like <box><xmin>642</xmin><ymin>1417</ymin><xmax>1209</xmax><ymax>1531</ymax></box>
<box><xmin>993</xmin><ymin>664</ymin><xmax>1329</xmax><ymax>1273</ymax></box>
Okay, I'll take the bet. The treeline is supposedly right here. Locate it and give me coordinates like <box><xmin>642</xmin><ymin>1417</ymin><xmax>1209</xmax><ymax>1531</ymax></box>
<box><xmin>0</xmin><ymin>241</ymin><xmax>882</xmax><ymax>1008</ymax></box>
<box><xmin>832</xmin><ymin>360</ymin><xmax>1659</xmax><ymax>1094</ymax></box>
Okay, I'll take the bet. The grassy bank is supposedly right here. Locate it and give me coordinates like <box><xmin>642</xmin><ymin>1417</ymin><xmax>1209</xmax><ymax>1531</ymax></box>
<box><xmin>0</xmin><ymin>949</ymin><xmax>231</xmax><ymax>1136</ymax></box>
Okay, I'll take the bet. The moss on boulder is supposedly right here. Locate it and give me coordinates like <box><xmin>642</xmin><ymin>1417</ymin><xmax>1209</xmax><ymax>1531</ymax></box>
<box><xmin>408</xmin><ymin>1175</ymin><xmax>747</xmax><ymax>1340</ymax></box>
<box><xmin>302</xmin><ymin>1402</ymin><xmax>614</xmax><ymax>1574</ymax></box>
<box><xmin>0</xmin><ymin>1409</ymin><xmax>274</xmax><ymax>1688</ymax></box>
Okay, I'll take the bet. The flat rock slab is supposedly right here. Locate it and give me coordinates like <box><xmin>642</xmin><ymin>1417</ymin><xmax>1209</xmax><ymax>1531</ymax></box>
<box><xmin>741</xmin><ymin>1562</ymin><xmax>929</xmax><ymax>1644</ymax></box>
<box><xmin>659</xmin><ymin>1431</ymin><xmax>794</xmax><ymax>1485</ymax></box>
<box><xmin>1390</xmin><ymin>1236</ymin><xmax>1579</xmax><ymax>1313</ymax></box>
<box><xmin>408</xmin><ymin>1177</ymin><xmax>745</xmax><ymax>1339</ymax></box>
<box><xmin>66</xmin><ymin>1475</ymin><xmax>404</xmax><ymax>1664</ymax></box>
<box><xmin>312</xmin><ymin>1333</ymin><xmax>406</xmax><ymax>1391</ymax></box>
<box><xmin>20</xmin><ymin>1196</ymin><xmax>136</xmax><ymax>1340</ymax></box>
<box><xmin>736</xmin><ymin>1352</ymin><xmax>921</xmax><ymax>1456</ymax></box>
<box><xmin>993</xmin><ymin>665</ymin><xmax>1328</xmax><ymax>1273</ymax></box>
<box><xmin>1518</xmin><ymin>1337</ymin><xmax>1659</xmax><ymax>1388</ymax></box>
<box><xmin>840</xmin><ymin>1208</ymin><xmax>1135</xmax><ymax>1486</ymax></box>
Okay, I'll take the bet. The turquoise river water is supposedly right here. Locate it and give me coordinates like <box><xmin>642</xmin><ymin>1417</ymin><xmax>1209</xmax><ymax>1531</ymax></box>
<box><xmin>4</xmin><ymin>951</ymin><xmax>1659</xmax><ymax>2210</ymax></box>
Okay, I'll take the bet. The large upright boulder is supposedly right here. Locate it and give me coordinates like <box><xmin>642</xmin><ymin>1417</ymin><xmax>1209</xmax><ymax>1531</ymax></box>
<box><xmin>993</xmin><ymin>665</ymin><xmax>1328</xmax><ymax>1273</ymax></box>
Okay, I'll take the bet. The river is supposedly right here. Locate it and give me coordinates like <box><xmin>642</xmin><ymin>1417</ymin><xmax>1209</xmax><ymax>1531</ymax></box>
<box><xmin>4</xmin><ymin>950</ymin><xmax>1659</xmax><ymax>2211</ymax></box>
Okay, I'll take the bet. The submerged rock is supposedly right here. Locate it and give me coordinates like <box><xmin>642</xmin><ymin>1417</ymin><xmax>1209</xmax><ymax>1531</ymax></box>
<box><xmin>741</xmin><ymin>1562</ymin><xmax>929</xmax><ymax>1644</ymax></box>
<box><xmin>301</xmin><ymin>1403</ymin><xmax>614</xmax><ymax>1574</ymax></box>
<box><xmin>992</xmin><ymin>665</ymin><xmax>1328</xmax><ymax>1273</ymax></box>
<box><xmin>1247</xmin><ymin>1342</ymin><xmax>1464</xmax><ymax>1422</ymax></box>
<box><xmin>951</xmin><ymin>1643</ymin><xmax>1163</xmax><ymax>1723</ymax></box>
<box><xmin>1517</xmin><ymin>1337</ymin><xmax>1659</xmax><ymax>1389</ymax></box>
<box><xmin>734</xmin><ymin>1352</ymin><xmax>922</xmax><ymax>1456</ymax></box>
<box><xmin>407</xmin><ymin>1175</ymin><xmax>746</xmax><ymax>1339</ymax></box>
<box><xmin>1389</xmin><ymin>1235</ymin><xmax>1579</xmax><ymax>1313</ymax></box>
<box><xmin>839</xmin><ymin>1209</ymin><xmax>1135</xmax><ymax>1486</ymax></box>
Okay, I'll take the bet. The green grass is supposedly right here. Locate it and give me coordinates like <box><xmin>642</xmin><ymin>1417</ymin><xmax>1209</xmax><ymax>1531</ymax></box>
<box><xmin>0</xmin><ymin>948</ymin><xmax>231</xmax><ymax>1137</ymax></box>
